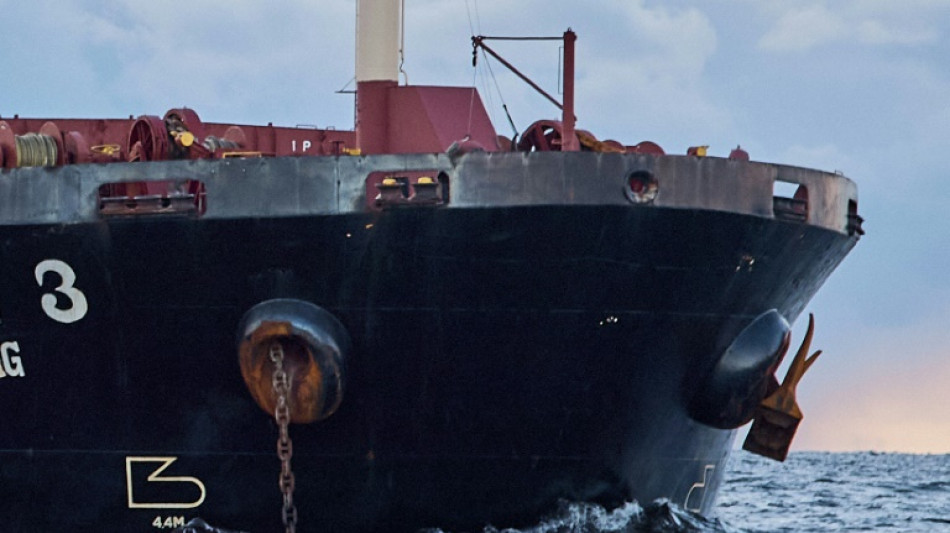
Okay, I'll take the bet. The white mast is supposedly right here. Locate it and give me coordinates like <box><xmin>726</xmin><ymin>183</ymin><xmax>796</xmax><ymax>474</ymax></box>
<box><xmin>356</xmin><ymin>0</ymin><xmax>402</xmax><ymax>82</ymax></box>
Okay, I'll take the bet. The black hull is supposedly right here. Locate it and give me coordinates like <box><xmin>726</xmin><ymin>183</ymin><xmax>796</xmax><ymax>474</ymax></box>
<box><xmin>0</xmin><ymin>203</ymin><xmax>854</xmax><ymax>532</ymax></box>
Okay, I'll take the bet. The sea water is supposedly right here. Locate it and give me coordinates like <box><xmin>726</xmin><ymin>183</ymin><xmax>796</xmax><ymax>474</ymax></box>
<box><xmin>179</xmin><ymin>451</ymin><xmax>950</xmax><ymax>532</ymax></box>
<box><xmin>717</xmin><ymin>451</ymin><xmax>950</xmax><ymax>532</ymax></box>
<box><xmin>446</xmin><ymin>451</ymin><xmax>950</xmax><ymax>532</ymax></box>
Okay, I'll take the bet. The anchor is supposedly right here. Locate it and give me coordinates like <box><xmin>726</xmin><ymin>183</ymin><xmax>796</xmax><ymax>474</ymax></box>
<box><xmin>742</xmin><ymin>313</ymin><xmax>822</xmax><ymax>461</ymax></box>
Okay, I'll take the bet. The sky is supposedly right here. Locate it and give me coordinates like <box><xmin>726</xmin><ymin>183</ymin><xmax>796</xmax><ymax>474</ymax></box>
<box><xmin>1</xmin><ymin>0</ymin><xmax>949</xmax><ymax>453</ymax></box>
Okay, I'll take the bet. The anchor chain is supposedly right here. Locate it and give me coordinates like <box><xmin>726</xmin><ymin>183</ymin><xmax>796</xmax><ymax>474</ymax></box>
<box><xmin>269</xmin><ymin>342</ymin><xmax>298</xmax><ymax>533</ymax></box>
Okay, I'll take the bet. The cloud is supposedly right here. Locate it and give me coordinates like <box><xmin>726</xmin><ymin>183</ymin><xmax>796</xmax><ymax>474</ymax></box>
<box><xmin>758</xmin><ymin>5</ymin><xmax>847</xmax><ymax>52</ymax></box>
<box><xmin>757</xmin><ymin>1</ymin><xmax>941</xmax><ymax>52</ymax></box>
<box><xmin>394</xmin><ymin>0</ymin><xmax>728</xmax><ymax>148</ymax></box>
<box><xmin>0</xmin><ymin>0</ymin><xmax>731</xmax><ymax>143</ymax></box>
<box><xmin>0</xmin><ymin>0</ymin><xmax>357</xmax><ymax>126</ymax></box>
<box><xmin>855</xmin><ymin>19</ymin><xmax>936</xmax><ymax>46</ymax></box>
<box><xmin>575</xmin><ymin>3</ymin><xmax>727</xmax><ymax>145</ymax></box>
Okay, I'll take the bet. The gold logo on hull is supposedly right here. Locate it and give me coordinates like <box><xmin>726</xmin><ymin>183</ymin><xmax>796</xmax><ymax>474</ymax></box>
<box><xmin>125</xmin><ymin>456</ymin><xmax>207</xmax><ymax>509</ymax></box>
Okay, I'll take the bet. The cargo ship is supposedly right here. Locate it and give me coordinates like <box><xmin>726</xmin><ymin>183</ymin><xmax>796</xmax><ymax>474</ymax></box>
<box><xmin>0</xmin><ymin>1</ymin><xmax>862</xmax><ymax>532</ymax></box>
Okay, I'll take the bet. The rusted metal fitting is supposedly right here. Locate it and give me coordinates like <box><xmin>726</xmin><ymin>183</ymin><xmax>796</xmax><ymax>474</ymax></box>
<box><xmin>237</xmin><ymin>299</ymin><xmax>350</xmax><ymax>424</ymax></box>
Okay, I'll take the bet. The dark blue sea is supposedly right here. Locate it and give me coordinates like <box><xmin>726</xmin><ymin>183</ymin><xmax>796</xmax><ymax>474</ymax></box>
<box><xmin>716</xmin><ymin>451</ymin><xmax>950</xmax><ymax>532</ymax></box>
<box><xmin>452</xmin><ymin>451</ymin><xmax>950</xmax><ymax>532</ymax></box>
<box><xmin>179</xmin><ymin>451</ymin><xmax>950</xmax><ymax>532</ymax></box>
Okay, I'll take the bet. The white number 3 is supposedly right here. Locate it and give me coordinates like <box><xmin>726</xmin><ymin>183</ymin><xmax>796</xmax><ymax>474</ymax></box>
<box><xmin>35</xmin><ymin>259</ymin><xmax>89</xmax><ymax>324</ymax></box>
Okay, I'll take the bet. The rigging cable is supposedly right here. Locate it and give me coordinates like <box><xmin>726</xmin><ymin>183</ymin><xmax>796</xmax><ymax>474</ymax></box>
<box><xmin>480</xmin><ymin>47</ymin><xmax>519</xmax><ymax>140</ymax></box>
<box><xmin>464</xmin><ymin>0</ymin><xmax>478</xmax><ymax>37</ymax></box>
<box><xmin>399</xmin><ymin>0</ymin><xmax>408</xmax><ymax>84</ymax></box>
<box><xmin>465</xmin><ymin>0</ymin><xmax>518</xmax><ymax>143</ymax></box>
<box><xmin>465</xmin><ymin>0</ymin><xmax>479</xmax><ymax>136</ymax></box>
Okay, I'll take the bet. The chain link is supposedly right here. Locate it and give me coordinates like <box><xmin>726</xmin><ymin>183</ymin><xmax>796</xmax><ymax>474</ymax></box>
<box><xmin>269</xmin><ymin>342</ymin><xmax>298</xmax><ymax>533</ymax></box>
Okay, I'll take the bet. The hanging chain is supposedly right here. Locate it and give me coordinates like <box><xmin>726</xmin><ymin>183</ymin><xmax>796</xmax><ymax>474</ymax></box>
<box><xmin>269</xmin><ymin>342</ymin><xmax>298</xmax><ymax>533</ymax></box>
